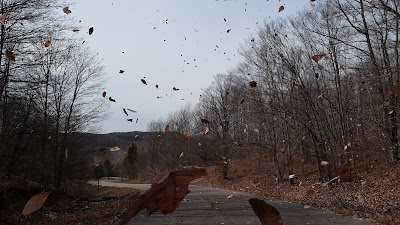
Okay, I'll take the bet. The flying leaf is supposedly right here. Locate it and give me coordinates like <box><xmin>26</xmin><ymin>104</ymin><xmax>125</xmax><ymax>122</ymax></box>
<box><xmin>370</xmin><ymin>0</ymin><xmax>376</xmax><ymax>5</ymax></box>
<box><xmin>88</xmin><ymin>27</ymin><xmax>94</xmax><ymax>35</ymax></box>
<box><xmin>109</xmin><ymin>97</ymin><xmax>116</xmax><ymax>102</ymax></box>
<box><xmin>202</xmin><ymin>127</ymin><xmax>209</xmax><ymax>134</ymax></box>
<box><xmin>321</xmin><ymin>161</ymin><xmax>329</xmax><ymax>166</ymax></box>
<box><xmin>224</xmin><ymin>17</ymin><xmax>226</xmax><ymax>22</ymax></box>
<box><xmin>227</xmin><ymin>29</ymin><xmax>231</xmax><ymax>33</ymax></box>
<box><xmin>127</xmin><ymin>108</ymin><xmax>137</xmax><ymax>113</ymax></box>
<box><xmin>164</xmin><ymin>124</ymin><xmax>170</xmax><ymax>132</ymax></box>
<box><xmin>141</xmin><ymin>79</ymin><xmax>147</xmax><ymax>85</ymax></box>
<box><xmin>249</xmin><ymin>81</ymin><xmax>257</xmax><ymax>89</ymax></box>
<box><xmin>278</xmin><ymin>6</ymin><xmax>285</xmax><ymax>13</ymax></box>
<box><xmin>63</xmin><ymin>6</ymin><xmax>71</xmax><ymax>14</ymax></box>
<box><xmin>22</xmin><ymin>192</ymin><xmax>51</xmax><ymax>215</ymax></box>
<box><xmin>119</xmin><ymin>70</ymin><xmax>125</xmax><ymax>74</ymax></box>
<box><xmin>127</xmin><ymin>118</ymin><xmax>133</xmax><ymax>122</ymax></box>
<box><xmin>334</xmin><ymin>163</ymin><xmax>349</xmax><ymax>177</ymax></box>
<box><xmin>72</xmin><ymin>28</ymin><xmax>80</xmax><ymax>32</ymax></box>
<box><xmin>44</xmin><ymin>40</ymin><xmax>51</xmax><ymax>47</ymax></box>
<box><xmin>0</xmin><ymin>14</ymin><xmax>6</xmax><ymax>25</ymax></box>
<box><xmin>201</xmin><ymin>118</ymin><xmax>209</xmax><ymax>124</ymax></box>
<box><xmin>5</xmin><ymin>50</ymin><xmax>15</xmax><ymax>61</ymax></box>
<box><xmin>155</xmin><ymin>84</ymin><xmax>159</xmax><ymax>89</ymax></box>
<box><xmin>123</xmin><ymin>108</ymin><xmax>128</xmax><ymax>116</ymax></box>
<box><xmin>173</xmin><ymin>87</ymin><xmax>179</xmax><ymax>91</ymax></box>
<box><xmin>390</xmin><ymin>84</ymin><xmax>400</xmax><ymax>96</ymax></box>
<box><xmin>249</xmin><ymin>198</ymin><xmax>283</xmax><ymax>225</ymax></box>
<box><xmin>311</xmin><ymin>54</ymin><xmax>326</xmax><ymax>62</ymax></box>
<box><xmin>102</xmin><ymin>91</ymin><xmax>106</xmax><ymax>98</ymax></box>
<box><xmin>183</xmin><ymin>131</ymin><xmax>192</xmax><ymax>138</ymax></box>
<box><xmin>116</xmin><ymin>167</ymin><xmax>206</xmax><ymax>225</ymax></box>
<box><xmin>136</xmin><ymin>118</ymin><xmax>138</xmax><ymax>123</ymax></box>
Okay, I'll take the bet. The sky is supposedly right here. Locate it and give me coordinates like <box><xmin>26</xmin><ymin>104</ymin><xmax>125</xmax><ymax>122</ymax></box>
<box><xmin>69</xmin><ymin>0</ymin><xmax>311</xmax><ymax>133</ymax></box>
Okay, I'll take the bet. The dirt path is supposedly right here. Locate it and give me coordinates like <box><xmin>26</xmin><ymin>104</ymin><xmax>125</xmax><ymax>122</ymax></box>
<box><xmin>91</xmin><ymin>179</ymin><xmax>373</xmax><ymax>225</ymax></box>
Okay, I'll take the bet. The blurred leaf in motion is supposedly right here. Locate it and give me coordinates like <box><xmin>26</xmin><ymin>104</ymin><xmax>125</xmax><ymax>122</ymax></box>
<box><xmin>22</xmin><ymin>192</ymin><xmax>51</xmax><ymax>215</ymax></box>
<box><xmin>249</xmin><ymin>198</ymin><xmax>283</xmax><ymax>225</ymax></box>
<box><xmin>116</xmin><ymin>167</ymin><xmax>206</xmax><ymax>225</ymax></box>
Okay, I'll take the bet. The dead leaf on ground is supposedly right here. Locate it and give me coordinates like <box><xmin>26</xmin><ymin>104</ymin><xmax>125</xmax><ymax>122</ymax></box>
<box><xmin>311</xmin><ymin>54</ymin><xmax>326</xmax><ymax>62</ymax></box>
<box><xmin>22</xmin><ymin>192</ymin><xmax>51</xmax><ymax>215</ymax></box>
<box><xmin>63</xmin><ymin>6</ymin><xmax>71</xmax><ymax>14</ymax></box>
<box><xmin>249</xmin><ymin>198</ymin><xmax>283</xmax><ymax>225</ymax></box>
<box><xmin>305</xmin><ymin>189</ymin><xmax>315</xmax><ymax>196</ymax></box>
<box><xmin>278</xmin><ymin>6</ymin><xmax>285</xmax><ymax>13</ymax></box>
<box><xmin>116</xmin><ymin>167</ymin><xmax>206</xmax><ymax>225</ymax></box>
<box><xmin>5</xmin><ymin>50</ymin><xmax>15</xmax><ymax>61</ymax></box>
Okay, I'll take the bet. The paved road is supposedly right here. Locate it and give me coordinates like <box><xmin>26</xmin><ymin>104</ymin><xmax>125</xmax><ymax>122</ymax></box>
<box><xmin>92</xmin><ymin>180</ymin><xmax>373</xmax><ymax>225</ymax></box>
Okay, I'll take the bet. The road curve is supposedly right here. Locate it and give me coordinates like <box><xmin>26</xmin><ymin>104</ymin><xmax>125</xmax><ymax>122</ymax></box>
<box><xmin>91</xmin><ymin>179</ymin><xmax>373</xmax><ymax>225</ymax></box>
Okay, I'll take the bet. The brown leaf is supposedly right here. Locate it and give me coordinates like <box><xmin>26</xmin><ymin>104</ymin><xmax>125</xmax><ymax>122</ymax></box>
<box><xmin>183</xmin><ymin>131</ymin><xmax>192</xmax><ymax>138</ymax></box>
<box><xmin>201</xmin><ymin>118</ymin><xmax>209</xmax><ymax>124</ymax></box>
<box><xmin>63</xmin><ymin>6</ymin><xmax>71</xmax><ymax>14</ymax></box>
<box><xmin>390</xmin><ymin>84</ymin><xmax>400</xmax><ymax>96</ymax></box>
<box><xmin>44</xmin><ymin>40</ymin><xmax>51</xmax><ymax>47</ymax></box>
<box><xmin>88</xmin><ymin>27</ymin><xmax>94</xmax><ymax>35</ymax></box>
<box><xmin>305</xmin><ymin>189</ymin><xmax>315</xmax><ymax>197</ymax></box>
<box><xmin>123</xmin><ymin>108</ymin><xmax>128</xmax><ymax>116</ymax></box>
<box><xmin>164</xmin><ymin>124</ymin><xmax>170</xmax><ymax>132</ymax></box>
<box><xmin>0</xmin><ymin>14</ymin><xmax>6</xmax><ymax>25</ymax></box>
<box><xmin>332</xmin><ymin>11</ymin><xmax>338</xmax><ymax>16</ymax></box>
<box><xmin>335</xmin><ymin>163</ymin><xmax>349</xmax><ymax>177</ymax></box>
<box><xmin>22</xmin><ymin>192</ymin><xmax>51</xmax><ymax>215</ymax></box>
<box><xmin>278</xmin><ymin>6</ymin><xmax>285</xmax><ymax>13</ymax></box>
<box><xmin>311</xmin><ymin>54</ymin><xmax>326</xmax><ymax>62</ymax></box>
<box><xmin>116</xmin><ymin>167</ymin><xmax>207</xmax><ymax>225</ymax></box>
<box><xmin>249</xmin><ymin>198</ymin><xmax>283</xmax><ymax>225</ymax></box>
<box><xmin>249</xmin><ymin>81</ymin><xmax>257</xmax><ymax>89</ymax></box>
<box><xmin>5</xmin><ymin>50</ymin><xmax>15</xmax><ymax>61</ymax></box>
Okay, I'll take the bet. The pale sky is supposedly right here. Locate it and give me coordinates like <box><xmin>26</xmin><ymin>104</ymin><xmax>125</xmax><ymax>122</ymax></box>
<box><xmin>69</xmin><ymin>0</ymin><xmax>311</xmax><ymax>133</ymax></box>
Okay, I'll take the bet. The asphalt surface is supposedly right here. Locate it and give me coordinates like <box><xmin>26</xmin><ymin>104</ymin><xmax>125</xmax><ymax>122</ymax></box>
<box><xmin>92</xmin><ymin>180</ymin><xmax>373</xmax><ymax>225</ymax></box>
